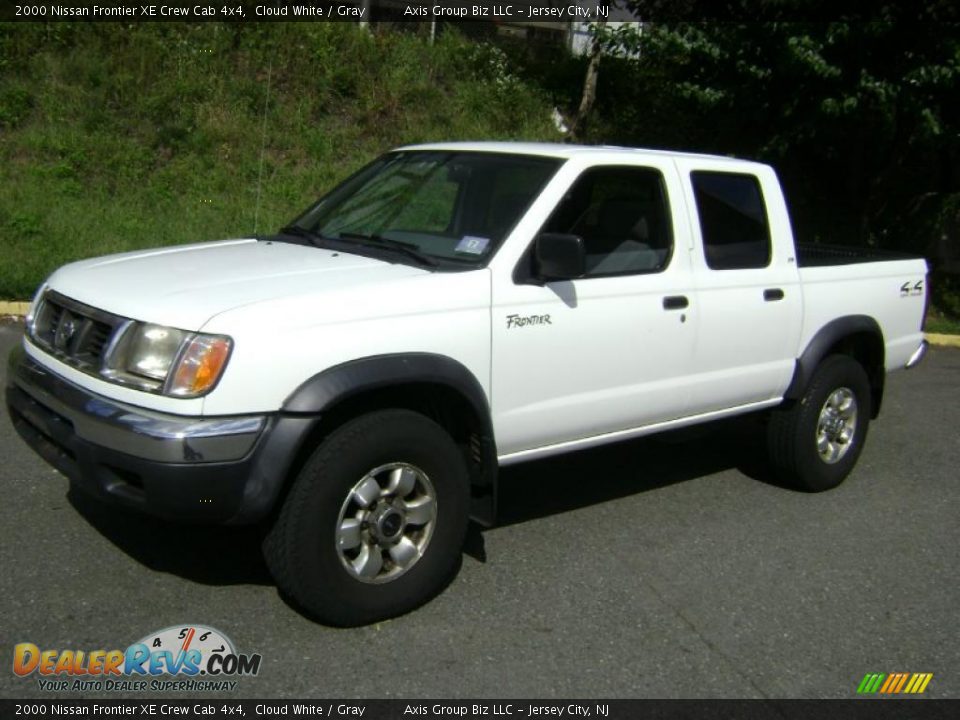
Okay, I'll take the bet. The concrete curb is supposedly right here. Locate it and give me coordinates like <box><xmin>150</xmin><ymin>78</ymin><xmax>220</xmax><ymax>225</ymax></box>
<box><xmin>2</xmin><ymin>300</ymin><xmax>960</xmax><ymax>346</ymax></box>
<box><xmin>926</xmin><ymin>332</ymin><xmax>960</xmax><ymax>348</ymax></box>
<box><xmin>0</xmin><ymin>302</ymin><xmax>29</xmax><ymax>317</ymax></box>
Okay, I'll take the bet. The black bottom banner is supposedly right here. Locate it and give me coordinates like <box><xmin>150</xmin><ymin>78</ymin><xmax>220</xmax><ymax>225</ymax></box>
<box><xmin>1</xmin><ymin>699</ymin><xmax>958</xmax><ymax>720</ymax></box>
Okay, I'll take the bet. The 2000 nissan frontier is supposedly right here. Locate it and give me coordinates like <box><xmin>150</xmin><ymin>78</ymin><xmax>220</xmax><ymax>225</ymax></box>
<box><xmin>6</xmin><ymin>143</ymin><xmax>929</xmax><ymax>625</ymax></box>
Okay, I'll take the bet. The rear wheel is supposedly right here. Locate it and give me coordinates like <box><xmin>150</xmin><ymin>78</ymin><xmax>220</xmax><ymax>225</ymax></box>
<box><xmin>263</xmin><ymin>409</ymin><xmax>469</xmax><ymax>626</ymax></box>
<box><xmin>767</xmin><ymin>355</ymin><xmax>871</xmax><ymax>492</ymax></box>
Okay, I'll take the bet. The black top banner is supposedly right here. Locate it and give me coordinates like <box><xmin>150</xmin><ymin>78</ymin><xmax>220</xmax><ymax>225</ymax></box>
<box><xmin>3</xmin><ymin>0</ymin><xmax>959</xmax><ymax>23</ymax></box>
<box><xmin>1</xmin><ymin>700</ymin><xmax>958</xmax><ymax>720</ymax></box>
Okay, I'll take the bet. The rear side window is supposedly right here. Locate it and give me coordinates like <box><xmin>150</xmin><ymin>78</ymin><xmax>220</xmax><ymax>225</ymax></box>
<box><xmin>692</xmin><ymin>172</ymin><xmax>771</xmax><ymax>270</ymax></box>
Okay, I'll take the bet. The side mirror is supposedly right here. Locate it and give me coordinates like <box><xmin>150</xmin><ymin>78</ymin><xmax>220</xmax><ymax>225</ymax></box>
<box><xmin>534</xmin><ymin>233</ymin><xmax>585</xmax><ymax>281</ymax></box>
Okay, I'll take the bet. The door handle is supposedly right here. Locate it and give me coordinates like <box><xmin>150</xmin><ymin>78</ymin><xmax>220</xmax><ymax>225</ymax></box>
<box><xmin>764</xmin><ymin>288</ymin><xmax>785</xmax><ymax>302</ymax></box>
<box><xmin>663</xmin><ymin>295</ymin><xmax>689</xmax><ymax>310</ymax></box>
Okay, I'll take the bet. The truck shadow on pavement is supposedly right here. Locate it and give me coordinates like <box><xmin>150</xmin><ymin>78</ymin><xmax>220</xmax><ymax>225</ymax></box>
<box><xmin>494</xmin><ymin>415</ymin><xmax>782</xmax><ymax>528</ymax></box>
<box><xmin>67</xmin><ymin>487</ymin><xmax>273</xmax><ymax>586</ymax></box>
<box><xmin>66</xmin><ymin>415</ymin><xmax>782</xmax><ymax>586</ymax></box>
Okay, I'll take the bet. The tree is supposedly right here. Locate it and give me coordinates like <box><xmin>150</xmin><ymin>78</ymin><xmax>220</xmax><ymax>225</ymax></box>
<box><xmin>566</xmin><ymin>17</ymin><xmax>608</xmax><ymax>141</ymax></box>
<box><xmin>595</xmin><ymin>9</ymin><xmax>960</xmax><ymax>259</ymax></box>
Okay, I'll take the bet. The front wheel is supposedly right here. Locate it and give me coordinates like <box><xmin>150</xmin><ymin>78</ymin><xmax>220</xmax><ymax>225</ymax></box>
<box><xmin>767</xmin><ymin>355</ymin><xmax>872</xmax><ymax>492</ymax></box>
<box><xmin>263</xmin><ymin>409</ymin><xmax>469</xmax><ymax>626</ymax></box>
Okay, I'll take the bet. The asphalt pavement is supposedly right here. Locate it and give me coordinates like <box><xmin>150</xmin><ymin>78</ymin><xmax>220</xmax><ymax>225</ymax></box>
<box><xmin>1</xmin><ymin>320</ymin><xmax>957</xmax><ymax>699</ymax></box>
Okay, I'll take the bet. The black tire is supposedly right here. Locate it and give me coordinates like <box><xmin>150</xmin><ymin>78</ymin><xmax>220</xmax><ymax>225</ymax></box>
<box><xmin>263</xmin><ymin>409</ymin><xmax>469</xmax><ymax>626</ymax></box>
<box><xmin>767</xmin><ymin>355</ymin><xmax>871</xmax><ymax>492</ymax></box>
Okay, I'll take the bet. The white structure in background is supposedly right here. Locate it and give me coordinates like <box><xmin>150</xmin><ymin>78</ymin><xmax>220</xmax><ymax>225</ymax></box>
<box><xmin>568</xmin><ymin>2</ymin><xmax>643</xmax><ymax>56</ymax></box>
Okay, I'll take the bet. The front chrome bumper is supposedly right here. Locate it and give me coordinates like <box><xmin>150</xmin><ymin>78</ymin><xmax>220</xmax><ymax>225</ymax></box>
<box><xmin>5</xmin><ymin>343</ymin><xmax>311</xmax><ymax>524</ymax></box>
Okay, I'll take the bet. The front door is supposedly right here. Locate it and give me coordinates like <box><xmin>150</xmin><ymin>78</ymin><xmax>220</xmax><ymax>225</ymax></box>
<box><xmin>490</xmin><ymin>161</ymin><xmax>697</xmax><ymax>459</ymax></box>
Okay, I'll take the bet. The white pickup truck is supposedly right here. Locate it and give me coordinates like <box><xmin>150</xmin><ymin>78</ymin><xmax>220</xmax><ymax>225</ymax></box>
<box><xmin>6</xmin><ymin>142</ymin><xmax>928</xmax><ymax>625</ymax></box>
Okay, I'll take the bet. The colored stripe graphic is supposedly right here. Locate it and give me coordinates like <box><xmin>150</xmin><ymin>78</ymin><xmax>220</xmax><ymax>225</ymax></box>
<box><xmin>857</xmin><ymin>672</ymin><xmax>933</xmax><ymax>694</ymax></box>
<box><xmin>907</xmin><ymin>673</ymin><xmax>934</xmax><ymax>694</ymax></box>
<box><xmin>857</xmin><ymin>673</ymin><xmax>886</xmax><ymax>694</ymax></box>
<box><xmin>879</xmin><ymin>673</ymin><xmax>898</xmax><ymax>693</ymax></box>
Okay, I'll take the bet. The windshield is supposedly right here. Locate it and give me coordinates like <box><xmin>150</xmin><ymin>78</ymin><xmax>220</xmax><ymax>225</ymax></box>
<box><xmin>284</xmin><ymin>151</ymin><xmax>562</xmax><ymax>268</ymax></box>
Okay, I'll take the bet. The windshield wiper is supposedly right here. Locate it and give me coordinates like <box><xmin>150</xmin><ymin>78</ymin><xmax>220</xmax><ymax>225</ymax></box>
<box><xmin>278</xmin><ymin>225</ymin><xmax>329</xmax><ymax>247</ymax></box>
<box><xmin>338</xmin><ymin>232</ymin><xmax>438</xmax><ymax>268</ymax></box>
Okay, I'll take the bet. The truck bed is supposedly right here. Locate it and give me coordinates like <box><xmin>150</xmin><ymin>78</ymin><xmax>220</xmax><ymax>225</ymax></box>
<box><xmin>796</xmin><ymin>242</ymin><xmax>923</xmax><ymax>267</ymax></box>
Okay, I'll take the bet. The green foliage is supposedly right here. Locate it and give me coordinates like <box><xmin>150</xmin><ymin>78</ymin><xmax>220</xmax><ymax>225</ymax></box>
<box><xmin>562</xmin><ymin>18</ymin><xmax>960</xmax><ymax>258</ymax></box>
<box><xmin>0</xmin><ymin>81</ymin><xmax>32</xmax><ymax>128</ymax></box>
<box><xmin>931</xmin><ymin>269</ymin><xmax>960</xmax><ymax>322</ymax></box>
<box><xmin>925</xmin><ymin>314</ymin><xmax>960</xmax><ymax>335</ymax></box>
<box><xmin>0</xmin><ymin>22</ymin><xmax>559</xmax><ymax>299</ymax></box>
<box><xmin>4</xmin><ymin>15</ymin><xmax>958</xmax><ymax>316</ymax></box>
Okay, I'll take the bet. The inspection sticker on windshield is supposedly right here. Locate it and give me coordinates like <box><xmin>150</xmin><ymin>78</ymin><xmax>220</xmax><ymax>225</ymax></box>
<box><xmin>455</xmin><ymin>236</ymin><xmax>490</xmax><ymax>255</ymax></box>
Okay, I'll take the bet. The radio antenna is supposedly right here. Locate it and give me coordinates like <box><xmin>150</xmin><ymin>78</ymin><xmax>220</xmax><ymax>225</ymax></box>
<box><xmin>253</xmin><ymin>59</ymin><xmax>272</xmax><ymax>235</ymax></box>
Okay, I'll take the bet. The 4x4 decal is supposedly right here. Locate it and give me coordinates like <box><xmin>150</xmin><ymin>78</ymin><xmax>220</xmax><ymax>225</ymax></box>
<box><xmin>900</xmin><ymin>279</ymin><xmax>924</xmax><ymax>297</ymax></box>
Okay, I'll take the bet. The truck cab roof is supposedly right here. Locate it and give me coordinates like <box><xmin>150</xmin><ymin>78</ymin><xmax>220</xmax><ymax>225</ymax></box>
<box><xmin>396</xmin><ymin>141</ymin><xmax>770</xmax><ymax>169</ymax></box>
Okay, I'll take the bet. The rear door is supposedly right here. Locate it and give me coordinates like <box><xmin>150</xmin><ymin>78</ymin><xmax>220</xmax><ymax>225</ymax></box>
<box><xmin>676</xmin><ymin>160</ymin><xmax>802</xmax><ymax>414</ymax></box>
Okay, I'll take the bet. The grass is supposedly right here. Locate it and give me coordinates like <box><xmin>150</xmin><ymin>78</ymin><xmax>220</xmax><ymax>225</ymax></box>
<box><xmin>925</xmin><ymin>311</ymin><xmax>960</xmax><ymax>335</ymax></box>
<box><xmin>3</xmin><ymin>21</ymin><xmax>959</xmax><ymax>338</ymax></box>
<box><xmin>0</xmin><ymin>22</ymin><xmax>560</xmax><ymax>298</ymax></box>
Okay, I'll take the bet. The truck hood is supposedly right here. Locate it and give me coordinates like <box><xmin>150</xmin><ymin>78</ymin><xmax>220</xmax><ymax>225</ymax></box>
<box><xmin>44</xmin><ymin>238</ymin><xmax>430</xmax><ymax>330</ymax></box>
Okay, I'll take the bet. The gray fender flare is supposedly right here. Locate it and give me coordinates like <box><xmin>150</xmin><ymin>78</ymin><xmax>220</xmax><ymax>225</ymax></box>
<box><xmin>283</xmin><ymin>353</ymin><xmax>498</xmax><ymax>526</ymax></box>
<box><xmin>784</xmin><ymin>315</ymin><xmax>885</xmax><ymax>416</ymax></box>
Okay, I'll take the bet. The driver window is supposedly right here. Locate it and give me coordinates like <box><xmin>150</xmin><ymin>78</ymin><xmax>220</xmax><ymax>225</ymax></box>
<box><xmin>542</xmin><ymin>166</ymin><xmax>674</xmax><ymax>277</ymax></box>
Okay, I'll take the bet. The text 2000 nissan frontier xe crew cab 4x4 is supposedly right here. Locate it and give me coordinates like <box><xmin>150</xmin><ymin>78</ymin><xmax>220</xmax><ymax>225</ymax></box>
<box><xmin>7</xmin><ymin>143</ymin><xmax>928</xmax><ymax>625</ymax></box>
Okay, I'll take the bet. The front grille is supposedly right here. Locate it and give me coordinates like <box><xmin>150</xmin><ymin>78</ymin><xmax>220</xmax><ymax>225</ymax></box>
<box><xmin>30</xmin><ymin>291</ymin><xmax>128</xmax><ymax>373</ymax></box>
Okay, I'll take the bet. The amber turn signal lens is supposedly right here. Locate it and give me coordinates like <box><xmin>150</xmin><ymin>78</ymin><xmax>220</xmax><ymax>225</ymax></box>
<box><xmin>167</xmin><ymin>335</ymin><xmax>232</xmax><ymax>397</ymax></box>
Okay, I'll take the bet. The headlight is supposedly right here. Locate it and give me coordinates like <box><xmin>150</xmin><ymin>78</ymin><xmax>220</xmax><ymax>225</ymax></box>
<box><xmin>105</xmin><ymin>323</ymin><xmax>232</xmax><ymax>398</ymax></box>
<box><xmin>127</xmin><ymin>324</ymin><xmax>190</xmax><ymax>380</ymax></box>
